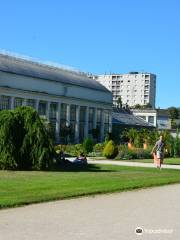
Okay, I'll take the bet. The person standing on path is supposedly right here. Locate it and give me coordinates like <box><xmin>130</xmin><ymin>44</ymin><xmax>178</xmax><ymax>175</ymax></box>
<box><xmin>151</xmin><ymin>135</ymin><xmax>165</xmax><ymax>169</ymax></box>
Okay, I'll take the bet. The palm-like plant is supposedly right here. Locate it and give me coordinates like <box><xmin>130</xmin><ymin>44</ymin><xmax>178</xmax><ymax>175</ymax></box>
<box><xmin>125</xmin><ymin>128</ymin><xmax>138</xmax><ymax>144</ymax></box>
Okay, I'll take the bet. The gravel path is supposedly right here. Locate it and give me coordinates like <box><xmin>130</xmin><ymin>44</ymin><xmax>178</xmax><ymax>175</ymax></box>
<box><xmin>88</xmin><ymin>159</ymin><xmax>180</xmax><ymax>169</ymax></box>
<box><xmin>0</xmin><ymin>184</ymin><xmax>180</xmax><ymax>240</ymax></box>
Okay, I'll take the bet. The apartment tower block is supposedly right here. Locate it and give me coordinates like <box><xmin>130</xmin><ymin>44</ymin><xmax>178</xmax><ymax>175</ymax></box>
<box><xmin>95</xmin><ymin>72</ymin><xmax>156</xmax><ymax>108</ymax></box>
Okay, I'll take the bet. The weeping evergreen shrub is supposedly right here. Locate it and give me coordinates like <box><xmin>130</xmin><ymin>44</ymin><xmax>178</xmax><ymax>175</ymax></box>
<box><xmin>0</xmin><ymin>106</ymin><xmax>54</xmax><ymax>170</ymax></box>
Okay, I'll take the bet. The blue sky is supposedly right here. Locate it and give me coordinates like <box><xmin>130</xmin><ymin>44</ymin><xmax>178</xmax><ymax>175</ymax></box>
<box><xmin>0</xmin><ymin>0</ymin><xmax>179</xmax><ymax>108</ymax></box>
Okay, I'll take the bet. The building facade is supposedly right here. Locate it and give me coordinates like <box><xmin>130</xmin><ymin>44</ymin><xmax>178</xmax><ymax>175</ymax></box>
<box><xmin>131</xmin><ymin>108</ymin><xmax>175</xmax><ymax>130</ymax></box>
<box><xmin>131</xmin><ymin>109</ymin><xmax>157</xmax><ymax>127</ymax></box>
<box><xmin>0</xmin><ymin>53</ymin><xmax>112</xmax><ymax>143</ymax></box>
<box><xmin>156</xmin><ymin>109</ymin><xmax>171</xmax><ymax>130</ymax></box>
<box><xmin>95</xmin><ymin>72</ymin><xmax>156</xmax><ymax>108</ymax></box>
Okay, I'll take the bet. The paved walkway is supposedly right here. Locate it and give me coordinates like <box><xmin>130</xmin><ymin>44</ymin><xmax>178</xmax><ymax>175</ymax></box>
<box><xmin>0</xmin><ymin>184</ymin><xmax>180</xmax><ymax>240</ymax></box>
<box><xmin>88</xmin><ymin>159</ymin><xmax>180</xmax><ymax>170</ymax></box>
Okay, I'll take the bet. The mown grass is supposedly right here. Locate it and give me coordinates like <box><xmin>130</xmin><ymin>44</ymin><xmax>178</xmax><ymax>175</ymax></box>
<box><xmin>0</xmin><ymin>164</ymin><xmax>180</xmax><ymax>209</ymax></box>
<box><xmin>123</xmin><ymin>158</ymin><xmax>180</xmax><ymax>165</ymax></box>
<box><xmin>90</xmin><ymin>157</ymin><xmax>180</xmax><ymax>165</ymax></box>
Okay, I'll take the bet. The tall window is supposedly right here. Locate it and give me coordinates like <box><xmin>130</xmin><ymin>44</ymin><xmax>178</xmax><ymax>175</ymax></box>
<box><xmin>38</xmin><ymin>101</ymin><xmax>46</xmax><ymax>116</ymax></box>
<box><xmin>149</xmin><ymin>116</ymin><xmax>154</xmax><ymax>124</ymax></box>
<box><xmin>27</xmin><ymin>99</ymin><xmax>35</xmax><ymax>108</ymax></box>
<box><xmin>49</xmin><ymin>103</ymin><xmax>57</xmax><ymax>134</ymax></box>
<box><xmin>60</xmin><ymin>103</ymin><xmax>67</xmax><ymax>142</ymax></box>
<box><xmin>104</xmin><ymin>111</ymin><xmax>109</xmax><ymax>136</ymax></box>
<box><xmin>0</xmin><ymin>96</ymin><xmax>10</xmax><ymax>110</ymax></box>
<box><xmin>14</xmin><ymin>98</ymin><xmax>23</xmax><ymax>108</ymax></box>
<box><xmin>88</xmin><ymin>108</ymin><xmax>94</xmax><ymax>133</ymax></box>
<box><xmin>70</xmin><ymin>105</ymin><xmax>76</xmax><ymax>142</ymax></box>
<box><xmin>79</xmin><ymin>106</ymin><xmax>86</xmax><ymax>142</ymax></box>
<box><xmin>96</xmin><ymin>109</ymin><xmax>102</xmax><ymax>141</ymax></box>
<box><xmin>60</xmin><ymin>103</ymin><xmax>67</xmax><ymax>124</ymax></box>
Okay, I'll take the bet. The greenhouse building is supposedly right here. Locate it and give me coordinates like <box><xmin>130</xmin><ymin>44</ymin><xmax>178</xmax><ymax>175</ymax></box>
<box><xmin>0</xmin><ymin>53</ymin><xmax>112</xmax><ymax>143</ymax></box>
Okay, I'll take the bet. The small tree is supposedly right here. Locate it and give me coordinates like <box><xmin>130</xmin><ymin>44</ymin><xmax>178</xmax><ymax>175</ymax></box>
<box><xmin>134</xmin><ymin>133</ymin><xmax>143</xmax><ymax>148</ymax></box>
<box><xmin>83</xmin><ymin>137</ymin><xmax>94</xmax><ymax>154</ymax></box>
<box><xmin>143</xmin><ymin>103</ymin><xmax>152</xmax><ymax>109</ymax></box>
<box><xmin>125</xmin><ymin>128</ymin><xmax>138</xmax><ymax>144</ymax></box>
<box><xmin>147</xmin><ymin>130</ymin><xmax>159</xmax><ymax>146</ymax></box>
<box><xmin>103</xmin><ymin>140</ymin><xmax>118</xmax><ymax>159</ymax></box>
<box><xmin>133</xmin><ymin>104</ymin><xmax>143</xmax><ymax>109</ymax></box>
<box><xmin>140</xmin><ymin>129</ymin><xmax>149</xmax><ymax>143</ymax></box>
<box><xmin>168</xmin><ymin>107</ymin><xmax>179</xmax><ymax>129</ymax></box>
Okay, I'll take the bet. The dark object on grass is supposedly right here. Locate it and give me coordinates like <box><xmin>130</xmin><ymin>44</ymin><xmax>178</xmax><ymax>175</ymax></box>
<box><xmin>73</xmin><ymin>153</ymin><xmax>87</xmax><ymax>165</ymax></box>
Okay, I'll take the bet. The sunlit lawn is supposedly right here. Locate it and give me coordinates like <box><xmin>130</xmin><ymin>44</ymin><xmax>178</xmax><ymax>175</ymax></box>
<box><xmin>90</xmin><ymin>157</ymin><xmax>180</xmax><ymax>165</ymax></box>
<box><xmin>125</xmin><ymin>158</ymin><xmax>180</xmax><ymax>165</ymax></box>
<box><xmin>0</xmin><ymin>164</ymin><xmax>180</xmax><ymax>209</ymax></box>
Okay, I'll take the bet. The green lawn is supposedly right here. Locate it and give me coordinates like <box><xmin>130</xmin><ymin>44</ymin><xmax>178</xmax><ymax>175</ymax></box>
<box><xmin>124</xmin><ymin>158</ymin><xmax>180</xmax><ymax>165</ymax></box>
<box><xmin>1</xmin><ymin>164</ymin><xmax>180</xmax><ymax>209</ymax></box>
<box><xmin>90</xmin><ymin>157</ymin><xmax>180</xmax><ymax>165</ymax></box>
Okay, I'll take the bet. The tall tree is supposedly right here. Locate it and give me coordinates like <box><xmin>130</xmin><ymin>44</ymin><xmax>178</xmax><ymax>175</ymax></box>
<box><xmin>168</xmin><ymin>107</ymin><xmax>179</xmax><ymax>120</ymax></box>
<box><xmin>117</xmin><ymin>96</ymin><xmax>122</xmax><ymax>108</ymax></box>
<box><xmin>143</xmin><ymin>103</ymin><xmax>152</xmax><ymax>109</ymax></box>
<box><xmin>168</xmin><ymin>107</ymin><xmax>179</xmax><ymax>129</ymax></box>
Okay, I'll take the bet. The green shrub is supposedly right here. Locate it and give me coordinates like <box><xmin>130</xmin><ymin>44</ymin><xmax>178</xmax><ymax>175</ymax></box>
<box><xmin>135</xmin><ymin>148</ymin><xmax>152</xmax><ymax>159</ymax></box>
<box><xmin>54</xmin><ymin>144</ymin><xmax>67</xmax><ymax>152</ymax></box>
<box><xmin>134</xmin><ymin>135</ymin><xmax>143</xmax><ymax>148</ymax></box>
<box><xmin>0</xmin><ymin>107</ymin><xmax>54</xmax><ymax>170</ymax></box>
<box><xmin>65</xmin><ymin>144</ymin><xmax>83</xmax><ymax>156</ymax></box>
<box><xmin>116</xmin><ymin>145</ymin><xmax>152</xmax><ymax>160</ymax></box>
<box><xmin>83</xmin><ymin>137</ymin><xmax>94</xmax><ymax>154</ymax></box>
<box><xmin>117</xmin><ymin>146</ymin><xmax>136</xmax><ymax>160</ymax></box>
<box><xmin>103</xmin><ymin>140</ymin><xmax>118</xmax><ymax>159</ymax></box>
<box><xmin>105</xmin><ymin>132</ymin><xmax>113</xmax><ymax>143</ymax></box>
<box><xmin>87</xmin><ymin>151</ymin><xmax>103</xmax><ymax>157</ymax></box>
<box><xmin>93</xmin><ymin>143</ymin><xmax>105</xmax><ymax>153</ymax></box>
<box><xmin>86</xmin><ymin>143</ymin><xmax>105</xmax><ymax>157</ymax></box>
<box><xmin>173</xmin><ymin>133</ymin><xmax>180</xmax><ymax>157</ymax></box>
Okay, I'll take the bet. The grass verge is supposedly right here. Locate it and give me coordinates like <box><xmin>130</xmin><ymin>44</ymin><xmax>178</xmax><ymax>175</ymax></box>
<box><xmin>0</xmin><ymin>164</ymin><xmax>180</xmax><ymax>209</ymax></box>
<box><xmin>121</xmin><ymin>158</ymin><xmax>180</xmax><ymax>165</ymax></box>
<box><xmin>89</xmin><ymin>157</ymin><xmax>180</xmax><ymax>165</ymax></box>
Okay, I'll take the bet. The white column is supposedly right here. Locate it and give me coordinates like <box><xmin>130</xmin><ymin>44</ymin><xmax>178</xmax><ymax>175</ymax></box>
<box><xmin>84</xmin><ymin>106</ymin><xmax>89</xmax><ymax>138</ymax></box>
<box><xmin>93</xmin><ymin>107</ymin><xmax>97</xmax><ymax>129</ymax></box>
<box><xmin>56</xmin><ymin>102</ymin><xmax>61</xmax><ymax>143</ymax></box>
<box><xmin>100</xmin><ymin>109</ymin><xmax>105</xmax><ymax>142</ymax></box>
<box><xmin>109</xmin><ymin>111</ymin><xmax>112</xmax><ymax>133</ymax></box>
<box><xmin>35</xmin><ymin>99</ymin><xmax>39</xmax><ymax>112</ymax></box>
<box><xmin>46</xmin><ymin>101</ymin><xmax>50</xmax><ymax>121</ymax></box>
<box><xmin>75</xmin><ymin>105</ymin><xmax>80</xmax><ymax>143</ymax></box>
<box><xmin>10</xmin><ymin>96</ymin><xmax>14</xmax><ymax>110</ymax></box>
<box><xmin>66</xmin><ymin>104</ymin><xmax>71</xmax><ymax>127</ymax></box>
<box><xmin>146</xmin><ymin>116</ymin><xmax>149</xmax><ymax>123</ymax></box>
<box><xmin>154</xmin><ymin>115</ymin><xmax>157</xmax><ymax>127</ymax></box>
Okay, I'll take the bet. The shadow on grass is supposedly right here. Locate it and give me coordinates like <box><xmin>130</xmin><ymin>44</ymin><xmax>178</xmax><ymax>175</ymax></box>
<box><xmin>164</xmin><ymin>163</ymin><xmax>180</xmax><ymax>166</ymax></box>
<box><xmin>52</xmin><ymin>163</ymin><xmax>116</xmax><ymax>172</ymax></box>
